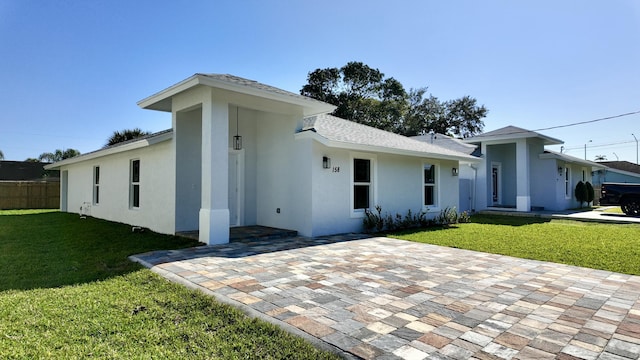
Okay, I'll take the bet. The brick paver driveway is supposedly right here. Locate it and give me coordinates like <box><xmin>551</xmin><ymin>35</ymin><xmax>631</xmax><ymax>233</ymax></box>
<box><xmin>131</xmin><ymin>235</ymin><xmax>640</xmax><ymax>359</ymax></box>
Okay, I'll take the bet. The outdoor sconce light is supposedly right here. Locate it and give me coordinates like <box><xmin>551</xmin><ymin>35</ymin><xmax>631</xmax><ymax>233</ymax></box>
<box><xmin>452</xmin><ymin>167</ymin><xmax>459</xmax><ymax>176</ymax></box>
<box><xmin>233</xmin><ymin>108</ymin><xmax>242</xmax><ymax>150</ymax></box>
<box><xmin>323</xmin><ymin>156</ymin><xmax>331</xmax><ymax>169</ymax></box>
<box><xmin>558</xmin><ymin>167</ymin><xmax>563</xmax><ymax>176</ymax></box>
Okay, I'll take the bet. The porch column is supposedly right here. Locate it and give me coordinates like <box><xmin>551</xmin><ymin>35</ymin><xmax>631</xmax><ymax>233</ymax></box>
<box><xmin>475</xmin><ymin>142</ymin><xmax>488</xmax><ymax>211</ymax></box>
<box><xmin>515</xmin><ymin>139</ymin><xmax>531</xmax><ymax>211</ymax></box>
<box><xmin>199</xmin><ymin>98</ymin><xmax>230</xmax><ymax>245</ymax></box>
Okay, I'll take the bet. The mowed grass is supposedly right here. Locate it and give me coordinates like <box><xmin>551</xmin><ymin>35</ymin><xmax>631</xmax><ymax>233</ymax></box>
<box><xmin>0</xmin><ymin>210</ymin><xmax>340</xmax><ymax>359</ymax></box>
<box><xmin>392</xmin><ymin>214</ymin><xmax>640</xmax><ymax>275</ymax></box>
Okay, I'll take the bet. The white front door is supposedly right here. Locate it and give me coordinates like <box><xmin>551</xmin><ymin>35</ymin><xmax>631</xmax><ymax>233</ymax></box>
<box><xmin>228</xmin><ymin>150</ymin><xmax>243</xmax><ymax>227</ymax></box>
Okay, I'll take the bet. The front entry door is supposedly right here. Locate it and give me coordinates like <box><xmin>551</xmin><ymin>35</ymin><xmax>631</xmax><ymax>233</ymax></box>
<box><xmin>228</xmin><ymin>151</ymin><xmax>243</xmax><ymax>227</ymax></box>
<box><xmin>491</xmin><ymin>162</ymin><xmax>501</xmax><ymax>205</ymax></box>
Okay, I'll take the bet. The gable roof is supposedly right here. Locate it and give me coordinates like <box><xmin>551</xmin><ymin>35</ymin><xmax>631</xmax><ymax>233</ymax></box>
<box><xmin>597</xmin><ymin>161</ymin><xmax>640</xmax><ymax>174</ymax></box>
<box><xmin>539</xmin><ymin>150</ymin><xmax>606</xmax><ymax>169</ymax></box>
<box><xmin>465</xmin><ymin>125</ymin><xmax>563</xmax><ymax>145</ymax></box>
<box><xmin>298</xmin><ymin>114</ymin><xmax>479</xmax><ymax>162</ymax></box>
<box><xmin>45</xmin><ymin>130</ymin><xmax>173</xmax><ymax>170</ymax></box>
<box><xmin>412</xmin><ymin>133</ymin><xmax>478</xmax><ymax>156</ymax></box>
<box><xmin>138</xmin><ymin>73</ymin><xmax>336</xmax><ymax>116</ymax></box>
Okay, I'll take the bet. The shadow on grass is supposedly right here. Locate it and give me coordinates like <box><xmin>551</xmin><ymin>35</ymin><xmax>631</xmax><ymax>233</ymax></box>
<box><xmin>0</xmin><ymin>211</ymin><xmax>201</xmax><ymax>292</ymax></box>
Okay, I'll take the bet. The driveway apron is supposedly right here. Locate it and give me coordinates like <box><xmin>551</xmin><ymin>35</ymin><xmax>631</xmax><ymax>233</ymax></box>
<box><xmin>131</xmin><ymin>236</ymin><xmax>640</xmax><ymax>359</ymax></box>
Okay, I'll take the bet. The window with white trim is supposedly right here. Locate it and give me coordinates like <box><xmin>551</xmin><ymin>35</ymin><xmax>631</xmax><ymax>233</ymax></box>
<box><xmin>564</xmin><ymin>166</ymin><xmax>571</xmax><ymax>199</ymax></box>
<box><xmin>130</xmin><ymin>159</ymin><xmax>140</xmax><ymax>208</ymax></box>
<box><xmin>424</xmin><ymin>163</ymin><xmax>438</xmax><ymax>207</ymax></box>
<box><xmin>353</xmin><ymin>158</ymin><xmax>371</xmax><ymax>210</ymax></box>
<box><xmin>93</xmin><ymin>166</ymin><xmax>100</xmax><ymax>205</ymax></box>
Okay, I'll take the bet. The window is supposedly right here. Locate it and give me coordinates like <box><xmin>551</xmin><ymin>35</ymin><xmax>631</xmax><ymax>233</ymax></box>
<box><xmin>353</xmin><ymin>158</ymin><xmax>371</xmax><ymax>210</ymax></box>
<box><xmin>130</xmin><ymin>159</ymin><xmax>140</xmax><ymax>208</ymax></box>
<box><xmin>93</xmin><ymin>166</ymin><xmax>100</xmax><ymax>205</ymax></box>
<box><xmin>424</xmin><ymin>163</ymin><xmax>437</xmax><ymax>207</ymax></box>
<box><xmin>564</xmin><ymin>167</ymin><xmax>571</xmax><ymax>199</ymax></box>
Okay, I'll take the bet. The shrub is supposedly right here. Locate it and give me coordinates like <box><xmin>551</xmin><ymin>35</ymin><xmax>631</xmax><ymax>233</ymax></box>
<box><xmin>585</xmin><ymin>181</ymin><xmax>595</xmax><ymax>205</ymax></box>
<box><xmin>363</xmin><ymin>206</ymin><xmax>466</xmax><ymax>233</ymax></box>
<box><xmin>575</xmin><ymin>181</ymin><xmax>588</xmax><ymax>208</ymax></box>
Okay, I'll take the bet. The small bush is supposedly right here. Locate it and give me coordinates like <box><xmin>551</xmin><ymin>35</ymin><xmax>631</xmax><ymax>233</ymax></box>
<box><xmin>363</xmin><ymin>205</ymin><xmax>466</xmax><ymax>233</ymax></box>
<box><xmin>586</xmin><ymin>181</ymin><xmax>595</xmax><ymax>205</ymax></box>
<box><xmin>575</xmin><ymin>181</ymin><xmax>588</xmax><ymax>208</ymax></box>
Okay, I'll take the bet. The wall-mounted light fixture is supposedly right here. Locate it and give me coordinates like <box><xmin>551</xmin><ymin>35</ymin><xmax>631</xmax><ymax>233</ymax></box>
<box><xmin>452</xmin><ymin>167</ymin><xmax>459</xmax><ymax>176</ymax></box>
<box><xmin>322</xmin><ymin>156</ymin><xmax>331</xmax><ymax>169</ymax></box>
<box><xmin>233</xmin><ymin>107</ymin><xmax>242</xmax><ymax>150</ymax></box>
<box><xmin>558</xmin><ymin>167</ymin><xmax>563</xmax><ymax>176</ymax></box>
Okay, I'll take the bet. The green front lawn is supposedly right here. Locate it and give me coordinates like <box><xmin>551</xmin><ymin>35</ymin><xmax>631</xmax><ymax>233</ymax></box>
<box><xmin>0</xmin><ymin>211</ymin><xmax>339</xmax><ymax>359</ymax></box>
<box><xmin>392</xmin><ymin>214</ymin><xmax>640</xmax><ymax>275</ymax></box>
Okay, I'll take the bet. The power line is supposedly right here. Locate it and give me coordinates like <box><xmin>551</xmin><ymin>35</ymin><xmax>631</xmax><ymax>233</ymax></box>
<box><xmin>530</xmin><ymin>110</ymin><xmax>640</xmax><ymax>132</ymax></box>
<box><xmin>563</xmin><ymin>140</ymin><xmax>636</xmax><ymax>151</ymax></box>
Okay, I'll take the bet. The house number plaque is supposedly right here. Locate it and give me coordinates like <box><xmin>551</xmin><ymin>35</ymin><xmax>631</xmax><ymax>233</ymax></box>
<box><xmin>333</xmin><ymin>166</ymin><xmax>340</xmax><ymax>173</ymax></box>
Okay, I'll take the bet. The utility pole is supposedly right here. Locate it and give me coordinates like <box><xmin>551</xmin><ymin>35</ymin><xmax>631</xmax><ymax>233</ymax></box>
<box><xmin>584</xmin><ymin>140</ymin><xmax>592</xmax><ymax>160</ymax></box>
<box><xmin>633</xmin><ymin>133</ymin><xmax>638</xmax><ymax>165</ymax></box>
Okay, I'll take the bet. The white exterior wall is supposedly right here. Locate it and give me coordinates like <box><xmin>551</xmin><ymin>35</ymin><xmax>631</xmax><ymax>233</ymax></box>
<box><xmin>60</xmin><ymin>139</ymin><xmax>175</xmax><ymax>234</ymax></box>
<box><xmin>308</xmin><ymin>141</ymin><xmax>460</xmax><ymax>236</ymax></box>
<box><xmin>255</xmin><ymin>113</ymin><xmax>313</xmax><ymax>235</ymax></box>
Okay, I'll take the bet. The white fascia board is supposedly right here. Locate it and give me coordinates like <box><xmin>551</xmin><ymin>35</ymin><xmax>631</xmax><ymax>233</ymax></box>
<box><xmin>539</xmin><ymin>152</ymin><xmax>606</xmax><ymax>169</ymax></box>
<box><xmin>137</xmin><ymin>74</ymin><xmax>336</xmax><ymax>116</ymax></box>
<box><xmin>295</xmin><ymin>131</ymin><xmax>480</xmax><ymax>163</ymax></box>
<box><xmin>196</xmin><ymin>76</ymin><xmax>336</xmax><ymax>116</ymax></box>
<box><xmin>465</xmin><ymin>133</ymin><xmax>563</xmax><ymax>146</ymax></box>
<box><xmin>44</xmin><ymin>132</ymin><xmax>173</xmax><ymax>170</ymax></box>
<box><xmin>137</xmin><ymin>75</ymin><xmax>201</xmax><ymax>111</ymax></box>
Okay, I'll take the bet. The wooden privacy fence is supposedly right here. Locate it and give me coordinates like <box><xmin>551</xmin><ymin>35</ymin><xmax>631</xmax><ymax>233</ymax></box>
<box><xmin>0</xmin><ymin>181</ymin><xmax>60</xmax><ymax>209</ymax></box>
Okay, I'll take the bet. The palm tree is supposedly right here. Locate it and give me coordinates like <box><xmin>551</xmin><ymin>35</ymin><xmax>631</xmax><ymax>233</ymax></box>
<box><xmin>105</xmin><ymin>128</ymin><xmax>151</xmax><ymax>147</ymax></box>
<box><xmin>594</xmin><ymin>154</ymin><xmax>607</xmax><ymax>161</ymax></box>
<box><xmin>38</xmin><ymin>149</ymin><xmax>81</xmax><ymax>162</ymax></box>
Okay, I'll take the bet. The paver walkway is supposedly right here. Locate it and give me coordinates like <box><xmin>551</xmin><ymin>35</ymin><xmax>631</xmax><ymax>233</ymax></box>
<box><xmin>131</xmin><ymin>235</ymin><xmax>640</xmax><ymax>359</ymax></box>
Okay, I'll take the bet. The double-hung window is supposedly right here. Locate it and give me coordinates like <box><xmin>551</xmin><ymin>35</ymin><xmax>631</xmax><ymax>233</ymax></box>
<box><xmin>424</xmin><ymin>163</ymin><xmax>437</xmax><ymax>207</ymax></box>
<box><xmin>130</xmin><ymin>159</ymin><xmax>140</xmax><ymax>208</ymax></box>
<box><xmin>353</xmin><ymin>158</ymin><xmax>371</xmax><ymax>210</ymax></box>
<box><xmin>93</xmin><ymin>166</ymin><xmax>100</xmax><ymax>205</ymax></box>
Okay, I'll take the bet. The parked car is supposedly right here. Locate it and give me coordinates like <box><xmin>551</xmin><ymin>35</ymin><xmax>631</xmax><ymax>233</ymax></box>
<box><xmin>599</xmin><ymin>182</ymin><xmax>640</xmax><ymax>216</ymax></box>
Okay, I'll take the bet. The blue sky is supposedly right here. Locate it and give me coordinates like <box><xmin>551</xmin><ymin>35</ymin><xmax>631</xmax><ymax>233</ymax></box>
<box><xmin>1</xmin><ymin>0</ymin><xmax>639</xmax><ymax>163</ymax></box>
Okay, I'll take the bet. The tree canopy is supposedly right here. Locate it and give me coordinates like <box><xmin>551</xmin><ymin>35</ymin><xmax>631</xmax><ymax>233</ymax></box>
<box><xmin>301</xmin><ymin>62</ymin><xmax>488</xmax><ymax>138</ymax></box>
<box><xmin>105</xmin><ymin>128</ymin><xmax>151</xmax><ymax>147</ymax></box>
<box><xmin>39</xmin><ymin>149</ymin><xmax>81</xmax><ymax>163</ymax></box>
<box><xmin>0</xmin><ymin>150</ymin><xmax>4</xmax><ymax>160</ymax></box>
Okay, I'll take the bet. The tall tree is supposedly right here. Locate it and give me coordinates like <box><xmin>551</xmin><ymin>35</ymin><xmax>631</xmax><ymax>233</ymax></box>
<box><xmin>0</xmin><ymin>150</ymin><xmax>4</xmax><ymax>160</ymax></box>
<box><xmin>105</xmin><ymin>128</ymin><xmax>151</xmax><ymax>147</ymax></box>
<box><xmin>301</xmin><ymin>62</ymin><xmax>488</xmax><ymax>138</ymax></box>
<box><xmin>38</xmin><ymin>149</ymin><xmax>81</xmax><ymax>162</ymax></box>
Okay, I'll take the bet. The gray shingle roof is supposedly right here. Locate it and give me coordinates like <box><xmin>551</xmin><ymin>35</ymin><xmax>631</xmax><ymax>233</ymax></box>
<box><xmin>412</xmin><ymin>133</ymin><xmax>478</xmax><ymax>155</ymax></box>
<box><xmin>466</xmin><ymin>125</ymin><xmax>563</xmax><ymax>145</ymax></box>
<box><xmin>301</xmin><ymin>114</ymin><xmax>478</xmax><ymax>161</ymax></box>
<box><xmin>198</xmin><ymin>73</ymin><xmax>328</xmax><ymax>106</ymax></box>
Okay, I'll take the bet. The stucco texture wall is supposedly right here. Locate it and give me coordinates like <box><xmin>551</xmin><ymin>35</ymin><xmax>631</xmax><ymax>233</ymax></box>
<box><xmin>61</xmin><ymin>140</ymin><xmax>175</xmax><ymax>234</ymax></box>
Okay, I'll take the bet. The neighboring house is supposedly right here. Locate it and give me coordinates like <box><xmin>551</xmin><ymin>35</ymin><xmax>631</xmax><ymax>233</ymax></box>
<box><xmin>417</xmin><ymin>126</ymin><xmax>605</xmax><ymax>212</ymax></box>
<box><xmin>0</xmin><ymin>161</ymin><xmax>58</xmax><ymax>181</ymax></box>
<box><xmin>592</xmin><ymin>161</ymin><xmax>640</xmax><ymax>185</ymax></box>
<box><xmin>46</xmin><ymin>74</ymin><xmax>477</xmax><ymax>245</ymax></box>
<box><xmin>0</xmin><ymin>161</ymin><xmax>60</xmax><ymax>209</ymax></box>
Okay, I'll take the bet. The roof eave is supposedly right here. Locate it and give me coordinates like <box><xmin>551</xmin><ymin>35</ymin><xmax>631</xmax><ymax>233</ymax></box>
<box><xmin>539</xmin><ymin>152</ymin><xmax>606</xmax><ymax>169</ymax></box>
<box><xmin>44</xmin><ymin>131</ymin><xmax>173</xmax><ymax>170</ymax></box>
<box><xmin>137</xmin><ymin>74</ymin><xmax>337</xmax><ymax>116</ymax></box>
<box><xmin>296</xmin><ymin>131</ymin><xmax>480</xmax><ymax>163</ymax></box>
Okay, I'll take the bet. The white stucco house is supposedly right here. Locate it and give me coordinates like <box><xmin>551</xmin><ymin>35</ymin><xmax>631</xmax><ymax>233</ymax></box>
<box><xmin>415</xmin><ymin>126</ymin><xmax>605</xmax><ymax>212</ymax></box>
<box><xmin>46</xmin><ymin>74</ymin><xmax>478</xmax><ymax>245</ymax></box>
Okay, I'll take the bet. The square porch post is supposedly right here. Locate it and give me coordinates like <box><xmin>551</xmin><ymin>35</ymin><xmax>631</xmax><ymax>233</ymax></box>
<box><xmin>515</xmin><ymin>139</ymin><xmax>531</xmax><ymax>212</ymax></box>
<box><xmin>199</xmin><ymin>98</ymin><xmax>230</xmax><ymax>245</ymax></box>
